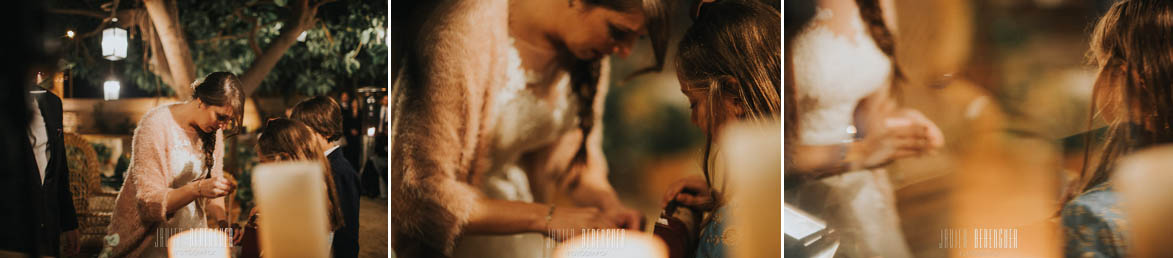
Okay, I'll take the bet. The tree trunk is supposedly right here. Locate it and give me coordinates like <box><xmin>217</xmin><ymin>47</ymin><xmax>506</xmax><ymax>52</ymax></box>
<box><xmin>143</xmin><ymin>0</ymin><xmax>196</xmax><ymax>99</ymax></box>
<box><xmin>240</xmin><ymin>0</ymin><xmax>322</xmax><ymax>96</ymax></box>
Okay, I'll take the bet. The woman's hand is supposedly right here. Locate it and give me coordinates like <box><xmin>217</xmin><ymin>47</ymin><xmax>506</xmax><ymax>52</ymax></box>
<box><xmin>546</xmin><ymin>206</ymin><xmax>615</xmax><ymax>241</ymax></box>
<box><xmin>660</xmin><ymin>175</ymin><xmax>717</xmax><ymax>212</ymax></box>
<box><xmin>851</xmin><ymin>108</ymin><xmax>945</xmax><ymax>169</ymax></box>
<box><xmin>602</xmin><ymin>205</ymin><xmax>643</xmax><ymax>231</ymax></box>
<box><xmin>194</xmin><ymin>176</ymin><xmax>236</xmax><ymax>198</ymax></box>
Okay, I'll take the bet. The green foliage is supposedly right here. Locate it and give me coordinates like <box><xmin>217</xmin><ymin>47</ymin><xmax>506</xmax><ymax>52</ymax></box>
<box><xmin>257</xmin><ymin>0</ymin><xmax>389</xmax><ymax>95</ymax></box>
<box><xmin>50</xmin><ymin>0</ymin><xmax>387</xmax><ymax>97</ymax></box>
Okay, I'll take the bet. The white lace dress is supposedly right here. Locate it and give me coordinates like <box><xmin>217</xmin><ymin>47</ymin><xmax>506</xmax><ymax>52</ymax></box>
<box><xmin>786</xmin><ymin>6</ymin><xmax>913</xmax><ymax>258</ymax></box>
<box><xmin>450</xmin><ymin>37</ymin><xmax>580</xmax><ymax>258</ymax></box>
<box><xmin>100</xmin><ymin>105</ymin><xmax>224</xmax><ymax>258</ymax></box>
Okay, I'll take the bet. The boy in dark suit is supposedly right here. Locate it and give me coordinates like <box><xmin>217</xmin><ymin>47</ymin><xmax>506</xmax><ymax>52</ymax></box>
<box><xmin>290</xmin><ymin>96</ymin><xmax>360</xmax><ymax>258</ymax></box>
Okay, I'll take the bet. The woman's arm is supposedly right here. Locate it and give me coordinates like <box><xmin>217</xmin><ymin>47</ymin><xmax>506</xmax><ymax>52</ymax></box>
<box><xmin>389</xmin><ymin>0</ymin><xmax>506</xmax><ymax>255</ymax></box>
<box><xmin>464</xmin><ymin>199</ymin><xmax>548</xmax><ymax>234</ymax></box>
<box><xmin>129</xmin><ymin>121</ymin><xmax>180</xmax><ymax>223</ymax></box>
<box><xmin>789</xmin><ymin>86</ymin><xmax>942</xmax><ymax>179</ymax></box>
<box><xmin>464</xmin><ymin>199</ymin><xmax>615</xmax><ymax>241</ymax></box>
<box><xmin>132</xmin><ymin>121</ymin><xmax>233</xmax><ymax>222</ymax></box>
<box><xmin>788</xmin><ymin>143</ymin><xmax>862</xmax><ymax>177</ymax></box>
<box><xmin>164</xmin><ymin>183</ymin><xmax>202</xmax><ymax>216</ymax></box>
<box><xmin>788</xmin><ymin>87</ymin><xmax>892</xmax><ymax>177</ymax></box>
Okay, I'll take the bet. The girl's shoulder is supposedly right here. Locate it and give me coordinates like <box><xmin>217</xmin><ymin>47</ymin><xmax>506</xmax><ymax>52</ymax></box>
<box><xmin>1060</xmin><ymin>185</ymin><xmax>1127</xmax><ymax>257</ymax></box>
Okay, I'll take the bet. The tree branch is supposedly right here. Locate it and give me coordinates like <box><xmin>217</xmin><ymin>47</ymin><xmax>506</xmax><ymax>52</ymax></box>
<box><xmin>195</xmin><ymin>33</ymin><xmax>247</xmax><ymax>44</ymax></box>
<box><xmin>144</xmin><ymin>0</ymin><xmax>196</xmax><ymax>98</ymax></box>
<box><xmin>312</xmin><ymin>0</ymin><xmax>338</xmax><ymax>10</ymax></box>
<box><xmin>70</xmin><ymin>9</ymin><xmax>146</xmax><ymax>40</ymax></box>
<box><xmin>48</xmin><ymin>9</ymin><xmax>108</xmax><ymax>19</ymax></box>
<box><xmin>240</xmin><ymin>0</ymin><xmax>335</xmax><ymax>96</ymax></box>
<box><xmin>320</xmin><ymin>22</ymin><xmax>334</xmax><ymax>46</ymax></box>
<box><xmin>233</xmin><ymin>8</ymin><xmax>264</xmax><ymax>57</ymax></box>
<box><xmin>107</xmin><ymin>0</ymin><xmax>121</xmax><ymax>21</ymax></box>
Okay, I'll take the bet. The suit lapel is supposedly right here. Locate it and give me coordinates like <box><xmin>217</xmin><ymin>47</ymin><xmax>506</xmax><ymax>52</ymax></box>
<box><xmin>33</xmin><ymin>93</ymin><xmax>61</xmax><ymax>185</ymax></box>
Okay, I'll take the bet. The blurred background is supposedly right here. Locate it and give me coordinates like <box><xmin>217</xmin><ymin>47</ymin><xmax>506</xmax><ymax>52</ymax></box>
<box><xmin>790</xmin><ymin>0</ymin><xmax>1113</xmax><ymax>256</ymax></box>
<box><xmin>611</xmin><ymin>0</ymin><xmax>1117</xmax><ymax>256</ymax></box>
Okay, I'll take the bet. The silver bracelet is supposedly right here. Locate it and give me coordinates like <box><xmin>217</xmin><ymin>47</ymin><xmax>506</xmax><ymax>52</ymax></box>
<box><xmin>196</xmin><ymin>180</ymin><xmax>203</xmax><ymax>197</ymax></box>
<box><xmin>546</xmin><ymin>204</ymin><xmax>556</xmax><ymax>232</ymax></box>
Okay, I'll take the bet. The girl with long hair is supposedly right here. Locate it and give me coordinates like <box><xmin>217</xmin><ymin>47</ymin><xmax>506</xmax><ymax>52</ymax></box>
<box><xmin>390</xmin><ymin>0</ymin><xmax>670</xmax><ymax>257</ymax></box>
<box><xmin>657</xmin><ymin>1</ymin><xmax>780</xmax><ymax>257</ymax></box>
<box><xmin>1059</xmin><ymin>1</ymin><xmax>1173</xmax><ymax>256</ymax></box>
<box><xmin>243</xmin><ymin>118</ymin><xmax>346</xmax><ymax>256</ymax></box>
<box><xmin>102</xmin><ymin>72</ymin><xmax>244</xmax><ymax>257</ymax></box>
<box><xmin>670</xmin><ymin>0</ymin><xmax>943</xmax><ymax>256</ymax></box>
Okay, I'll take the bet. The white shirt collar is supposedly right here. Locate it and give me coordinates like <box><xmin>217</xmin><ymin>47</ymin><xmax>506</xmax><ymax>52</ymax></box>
<box><xmin>325</xmin><ymin>144</ymin><xmax>341</xmax><ymax>156</ymax></box>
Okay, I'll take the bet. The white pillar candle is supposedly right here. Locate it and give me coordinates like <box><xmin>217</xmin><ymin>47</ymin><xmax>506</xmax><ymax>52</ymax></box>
<box><xmin>721</xmin><ymin>121</ymin><xmax>782</xmax><ymax>258</ymax></box>
<box><xmin>167</xmin><ymin>228</ymin><xmax>231</xmax><ymax>258</ymax></box>
<box><xmin>251</xmin><ymin>161</ymin><xmax>331</xmax><ymax>258</ymax></box>
<box><xmin>1114</xmin><ymin>146</ymin><xmax>1173</xmax><ymax>257</ymax></box>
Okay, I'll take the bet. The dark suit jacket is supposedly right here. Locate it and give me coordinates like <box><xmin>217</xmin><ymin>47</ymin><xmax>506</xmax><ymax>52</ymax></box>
<box><xmin>329</xmin><ymin>148</ymin><xmax>361</xmax><ymax>258</ymax></box>
<box><xmin>30</xmin><ymin>91</ymin><xmax>79</xmax><ymax>255</ymax></box>
<box><xmin>0</xmin><ymin>92</ymin><xmax>44</xmax><ymax>256</ymax></box>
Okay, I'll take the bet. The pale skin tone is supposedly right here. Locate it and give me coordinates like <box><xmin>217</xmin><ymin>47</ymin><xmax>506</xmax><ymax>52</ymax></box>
<box><xmin>460</xmin><ymin>0</ymin><xmax>645</xmax><ymax>241</ymax></box>
<box><xmin>165</xmin><ymin>100</ymin><xmax>237</xmax><ymax>228</ymax></box>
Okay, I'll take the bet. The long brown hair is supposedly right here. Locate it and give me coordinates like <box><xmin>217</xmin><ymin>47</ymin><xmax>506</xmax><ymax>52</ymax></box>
<box><xmin>256</xmin><ymin>118</ymin><xmax>345</xmax><ymax>231</ymax></box>
<box><xmin>854</xmin><ymin>0</ymin><xmax>904</xmax><ymax>87</ymax></box>
<box><xmin>563</xmin><ymin>0</ymin><xmax>671</xmax><ymax>188</ymax></box>
<box><xmin>677</xmin><ymin>0</ymin><xmax>780</xmax><ymax>186</ymax></box>
<box><xmin>1065</xmin><ymin>0</ymin><xmax>1173</xmax><ymax>206</ymax></box>
<box><xmin>191</xmin><ymin>72</ymin><xmax>245</xmax><ymax>178</ymax></box>
<box><xmin>290</xmin><ymin>96</ymin><xmax>344</xmax><ymax>142</ymax></box>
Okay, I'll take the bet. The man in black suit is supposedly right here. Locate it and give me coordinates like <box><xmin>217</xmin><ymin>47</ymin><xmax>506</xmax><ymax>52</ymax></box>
<box><xmin>290</xmin><ymin>96</ymin><xmax>361</xmax><ymax>258</ymax></box>
<box><xmin>0</xmin><ymin>2</ymin><xmax>77</xmax><ymax>255</ymax></box>
<box><xmin>27</xmin><ymin>87</ymin><xmax>80</xmax><ymax>256</ymax></box>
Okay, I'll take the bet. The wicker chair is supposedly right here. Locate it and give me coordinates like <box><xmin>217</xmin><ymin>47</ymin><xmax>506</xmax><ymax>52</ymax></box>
<box><xmin>63</xmin><ymin>133</ymin><xmax>111</xmax><ymax>251</ymax></box>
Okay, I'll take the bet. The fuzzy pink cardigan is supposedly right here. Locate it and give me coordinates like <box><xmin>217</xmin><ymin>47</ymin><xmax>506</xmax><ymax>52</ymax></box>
<box><xmin>390</xmin><ymin>0</ymin><xmax>614</xmax><ymax>256</ymax></box>
<box><xmin>102</xmin><ymin>104</ymin><xmax>225</xmax><ymax>257</ymax></box>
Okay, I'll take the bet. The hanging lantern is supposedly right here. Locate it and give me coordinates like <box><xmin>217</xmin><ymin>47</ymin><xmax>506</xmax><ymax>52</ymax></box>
<box><xmin>103</xmin><ymin>79</ymin><xmax>120</xmax><ymax>100</ymax></box>
<box><xmin>101</xmin><ymin>27</ymin><xmax>128</xmax><ymax>61</ymax></box>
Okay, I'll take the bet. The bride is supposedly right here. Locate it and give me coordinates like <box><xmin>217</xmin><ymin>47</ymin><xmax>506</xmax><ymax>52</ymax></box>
<box><xmin>101</xmin><ymin>72</ymin><xmax>242</xmax><ymax>257</ymax></box>
<box><xmin>786</xmin><ymin>0</ymin><xmax>945</xmax><ymax>257</ymax></box>
<box><xmin>390</xmin><ymin>0</ymin><xmax>668</xmax><ymax>257</ymax></box>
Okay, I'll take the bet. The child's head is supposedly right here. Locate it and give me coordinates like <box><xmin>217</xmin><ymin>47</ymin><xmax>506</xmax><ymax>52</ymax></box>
<box><xmin>257</xmin><ymin>118</ymin><xmax>327</xmax><ymax>162</ymax></box>
<box><xmin>675</xmin><ymin>0</ymin><xmax>780</xmax><ymax>183</ymax></box>
<box><xmin>1089</xmin><ymin>0</ymin><xmax>1173</xmax><ymax>132</ymax></box>
<box><xmin>256</xmin><ymin>118</ymin><xmax>345</xmax><ymax>230</ymax></box>
<box><xmin>1070</xmin><ymin>0</ymin><xmax>1173</xmax><ymax>203</ymax></box>
<box><xmin>675</xmin><ymin>0</ymin><xmax>780</xmax><ymax>134</ymax></box>
<box><xmin>289</xmin><ymin>96</ymin><xmax>344</xmax><ymax>144</ymax></box>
